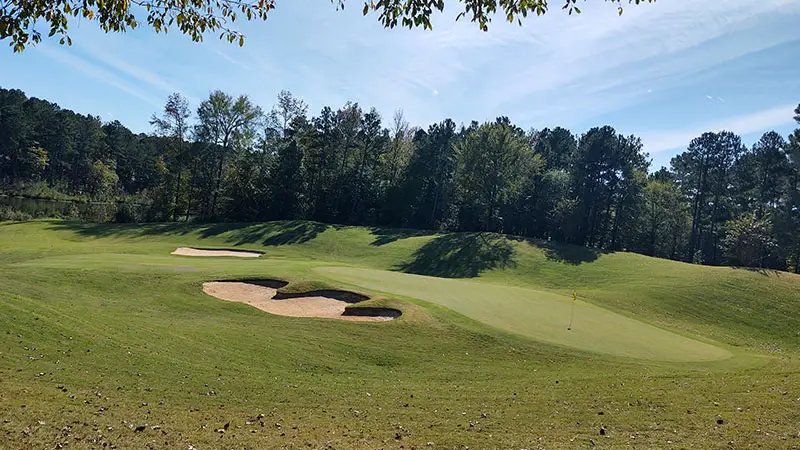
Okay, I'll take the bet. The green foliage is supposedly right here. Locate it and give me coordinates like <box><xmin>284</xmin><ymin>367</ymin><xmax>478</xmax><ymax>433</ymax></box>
<box><xmin>194</xmin><ymin>90</ymin><xmax>263</xmax><ymax>219</ymax></box>
<box><xmin>1</xmin><ymin>0</ymin><xmax>275</xmax><ymax>51</ymax></box>
<box><xmin>87</xmin><ymin>160</ymin><xmax>119</xmax><ymax>200</ymax></box>
<box><xmin>0</xmin><ymin>204</ymin><xmax>32</xmax><ymax>221</ymax></box>
<box><xmin>672</xmin><ymin>131</ymin><xmax>747</xmax><ymax>265</ymax></box>
<box><xmin>113</xmin><ymin>202</ymin><xmax>142</xmax><ymax>223</ymax></box>
<box><xmin>2</xmin><ymin>87</ymin><xmax>800</xmax><ymax>272</ymax></box>
<box><xmin>639</xmin><ymin>178</ymin><xmax>689</xmax><ymax>258</ymax></box>
<box><xmin>78</xmin><ymin>202</ymin><xmax>116</xmax><ymax>222</ymax></box>
<box><xmin>571</xmin><ymin>126</ymin><xmax>648</xmax><ymax>249</ymax></box>
<box><xmin>454</xmin><ymin>118</ymin><xmax>536</xmax><ymax>232</ymax></box>
<box><xmin>365</xmin><ymin>0</ymin><xmax>655</xmax><ymax>32</ymax></box>
<box><xmin>395</xmin><ymin>119</ymin><xmax>458</xmax><ymax>229</ymax></box>
<box><xmin>723</xmin><ymin>212</ymin><xmax>776</xmax><ymax>268</ymax></box>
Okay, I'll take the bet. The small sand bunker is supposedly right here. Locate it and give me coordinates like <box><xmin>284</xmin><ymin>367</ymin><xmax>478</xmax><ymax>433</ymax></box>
<box><xmin>202</xmin><ymin>281</ymin><xmax>400</xmax><ymax>322</ymax></box>
<box><xmin>172</xmin><ymin>247</ymin><xmax>262</xmax><ymax>258</ymax></box>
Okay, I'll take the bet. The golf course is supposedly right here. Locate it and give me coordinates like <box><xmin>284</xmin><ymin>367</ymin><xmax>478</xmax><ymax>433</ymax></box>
<box><xmin>1</xmin><ymin>219</ymin><xmax>799</xmax><ymax>448</ymax></box>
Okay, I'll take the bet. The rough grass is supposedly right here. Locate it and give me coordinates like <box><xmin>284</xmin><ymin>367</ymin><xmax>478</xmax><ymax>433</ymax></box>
<box><xmin>1</xmin><ymin>220</ymin><xmax>799</xmax><ymax>449</ymax></box>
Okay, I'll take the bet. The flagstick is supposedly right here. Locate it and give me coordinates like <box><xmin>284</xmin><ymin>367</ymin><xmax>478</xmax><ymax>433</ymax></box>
<box><xmin>567</xmin><ymin>291</ymin><xmax>576</xmax><ymax>331</ymax></box>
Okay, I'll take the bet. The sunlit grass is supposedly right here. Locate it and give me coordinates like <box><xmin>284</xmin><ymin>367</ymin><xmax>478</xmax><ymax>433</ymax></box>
<box><xmin>1</xmin><ymin>220</ymin><xmax>799</xmax><ymax>448</ymax></box>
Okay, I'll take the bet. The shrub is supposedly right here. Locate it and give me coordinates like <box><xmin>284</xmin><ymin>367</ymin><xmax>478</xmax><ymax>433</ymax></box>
<box><xmin>114</xmin><ymin>203</ymin><xmax>141</xmax><ymax>223</ymax></box>
<box><xmin>79</xmin><ymin>203</ymin><xmax>115</xmax><ymax>223</ymax></box>
<box><xmin>0</xmin><ymin>205</ymin><xmax>33</xmax><ymax>221</ymax></box>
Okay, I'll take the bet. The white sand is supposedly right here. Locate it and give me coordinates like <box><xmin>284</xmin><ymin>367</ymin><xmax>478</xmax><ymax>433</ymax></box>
<box><xmin>202</xmin><ymin>281</ymin><xmax>395</xmax><ymax>322</ymax></box>
<box><xmin>171</xmin><ymin>247</ymin><xmax>262</xmax><ymax>258</ymax></box>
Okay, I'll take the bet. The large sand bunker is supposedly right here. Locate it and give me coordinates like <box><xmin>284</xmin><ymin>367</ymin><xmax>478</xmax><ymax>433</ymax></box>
<box><xmin>202</xmin><ymin>281</ymin><xmax>400</xmax><ymax>322</ymax></box>
<box><xmin>172</xmin><ymin>247</ymin><xmax>262</xmax><ymax>258</ymax></box>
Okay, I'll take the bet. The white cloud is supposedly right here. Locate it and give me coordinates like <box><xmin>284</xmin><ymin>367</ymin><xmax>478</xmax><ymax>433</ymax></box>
<box><xmin>637</xmin><ymin>104</ymin><xmax>797</xmax><ymax>154</ymax></box>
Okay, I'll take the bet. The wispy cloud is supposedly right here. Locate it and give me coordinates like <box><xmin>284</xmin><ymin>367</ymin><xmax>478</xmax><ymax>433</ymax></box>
<box><xmin>637</xmin><ymin>104</ymin><xmax>797</xmax><ymax>154</ymax></box>
<box><xmin>74</xmin><ymin>40</ymin><xmax>200</xmax><ymax>105</ymax></box>
<box><xmin>268</xmin><ymin>0</ymin><xmax>799</xmax><ymax>128</ymax></box>
<box><xmin>37</xmin><ymin>45</ymin><xmax>162</xmax><ymax>108</ymax></box>
<box><xmin>212</xmin><ymin>48</ymin><xmax>250</xmax><ymax>70</ymax></box>
<box><xmin>487</xmin><ymin>0</ymin><xmax>800</xmax><ymax>124</ymax></box>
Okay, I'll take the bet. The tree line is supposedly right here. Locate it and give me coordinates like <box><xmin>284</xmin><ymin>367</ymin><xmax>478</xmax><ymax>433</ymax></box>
<box><xmin>1</xmin><ymin>87</ymin><xmax>799</xmax><ymax>272</ymax></box>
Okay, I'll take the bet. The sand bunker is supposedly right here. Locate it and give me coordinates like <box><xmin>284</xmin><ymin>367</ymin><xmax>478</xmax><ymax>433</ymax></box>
<box><xmin>172</xmin><ymin>247</ymin><xmax>262</xmax><ymax>258</ymax></box>
<box><xmin>202</xmin><ymin>281</ymin><xmax>400</xmax><ymax>322</ymax></box>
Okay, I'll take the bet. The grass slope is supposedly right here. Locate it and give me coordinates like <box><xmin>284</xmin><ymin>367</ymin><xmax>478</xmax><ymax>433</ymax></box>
<box><xmin>1</xmin><ymin>220</ymin><xmax>799</xmax><ymax>449</ymax></box>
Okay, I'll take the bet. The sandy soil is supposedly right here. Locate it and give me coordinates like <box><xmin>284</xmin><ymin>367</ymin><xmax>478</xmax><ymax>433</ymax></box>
<box><xmin>171</xmin><ymin>247</ymin><xmax>262</xmax><ymax>258</ymax></box>
<box><xmin>202</xmin><ymin>282</ymin><xmax>395</xmax><ymax>322</ymax></box>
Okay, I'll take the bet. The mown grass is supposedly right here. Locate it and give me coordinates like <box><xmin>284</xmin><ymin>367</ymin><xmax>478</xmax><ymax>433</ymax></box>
<box><xmin>314</xmin><ymin>267</ymin><xmax>733</xmax><ymax>363</ymax></box>
<box><xmin>1</xmin><ymin>220</ymin><xmax>799</xmax><ymax>449</ymax></box>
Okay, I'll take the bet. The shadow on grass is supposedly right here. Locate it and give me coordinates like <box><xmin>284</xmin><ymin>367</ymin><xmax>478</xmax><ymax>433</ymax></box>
<box><xmin>369</xmin><ymin>227</ymin><xmax>436</xmax><ymax>246</ymax></box>
<box><xmin>45</xmin><ymin>220</ymin><xmax>198</xmax><ymax>238</ymax></box>
<box><xmin>46</xmin><ymin>219</ymin><xmax>607</xmax><ymax>270</ymax></box>
<box><xmin>45</xmin><ymin>220</ymin><xmax>335</xmax><ymax>247</ymax></box>
<box><xmin>196</xmin><ymin>220</ymin><xmax>333</xmax><ymax>246</ymax></box>
<box><xmin>262</xmin><ymin>221</ymin><xmax>331</xmax><ymax>245</ymax></box>
<box><xmin>397</xmin><ymin>232</ymin><xmax>516</xmax><ymax>278</ymax></box>
<box><xmin>534</xmin><ymin>239</ymin><xmax>602</xmax><ymax>265</ymax></box>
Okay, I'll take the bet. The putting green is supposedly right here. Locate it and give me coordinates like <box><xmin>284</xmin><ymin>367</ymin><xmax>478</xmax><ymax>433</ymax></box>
<box><xmin>315</xmin><ymin>267</ymin><xmax>733</xmax><ymax>362</ymax></box>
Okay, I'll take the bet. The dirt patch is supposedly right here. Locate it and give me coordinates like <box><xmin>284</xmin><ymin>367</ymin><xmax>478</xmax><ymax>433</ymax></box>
<box><xmin>172</xmin><ymin>247</ymin><xmax>263</xmax><ymax>258</ymax></box>
<box><xmin>202</xmin><ymin>281</ymin><xmax>398</xmax><ymax>322</ymax></box>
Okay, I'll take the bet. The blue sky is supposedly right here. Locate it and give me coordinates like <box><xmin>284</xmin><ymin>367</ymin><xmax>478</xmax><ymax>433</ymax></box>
<box><xmin>1</xmin><ymin>0</ymin><xmax>799</xmax><ymax>170</ymax></box>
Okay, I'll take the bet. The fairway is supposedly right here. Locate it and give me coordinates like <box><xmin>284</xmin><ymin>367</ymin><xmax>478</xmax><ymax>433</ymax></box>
<box><xmin>315</xmin><ymin>266</ymin><xmax>732</xmax><ymax>362</ymax></box>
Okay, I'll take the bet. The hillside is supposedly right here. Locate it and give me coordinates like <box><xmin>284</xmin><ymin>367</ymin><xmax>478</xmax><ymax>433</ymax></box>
<box><xmin>4</xmin><ymin>219</ymin><xmax>798</xmax><ymax>354</ymax></box>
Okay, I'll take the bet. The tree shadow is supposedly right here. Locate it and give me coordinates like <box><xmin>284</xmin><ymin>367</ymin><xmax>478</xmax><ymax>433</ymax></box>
<box><xmin>46</xmin><ymin>220</ymin><xmax>198</xmax><ymax>239</ymax></box>
<box><xmin>196</xmin><ymin>220</ymin><xmax>333</xmax><ymax>246</ymax></box>
<box><xmin>369</xmin><ymin>227</ymin><xmax>436</xmax><ymax>246</ymax></box>
<box><xmin>45</xmin><ymin>220</ymin><xmax>333</xmax><ymax>248</ymax></box>
<box><xmin>535</xmin><ymin>239</ymin><xmax>602</xmax><ymax>265</ymax></box>
<box><xmin>396</xmin><ymin>232</ymin><xmax>516</xmax><ymax>278</ymax></box>
<box><xmin>260</xmin><ymin>220</ymin><xmax>331</xmax><ymax>246</ymax></box>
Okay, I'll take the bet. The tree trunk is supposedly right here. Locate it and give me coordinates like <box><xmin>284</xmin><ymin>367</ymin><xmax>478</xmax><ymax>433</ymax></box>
<box><xmin>172</xmin><ymin>171</ymin><xmax>182</xmax><ymax>222</ymax></box>
<box><xmin>649</xmin><ymin>200</ymin><xmax>657</xmax><ymax>256</ymax></box>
